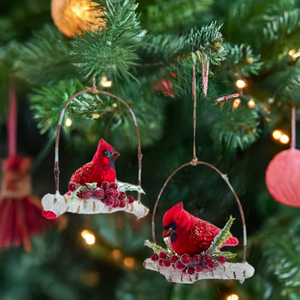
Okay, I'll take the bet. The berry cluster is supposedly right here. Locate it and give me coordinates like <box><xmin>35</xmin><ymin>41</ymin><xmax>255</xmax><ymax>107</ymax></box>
<box><xmin>150</xmin><ymin>251</ymin><xmax>226</xmax><ymax>275</ymax></box>
<box><xmin>68</xmin><ymin>181</ymin><xmax>135</xmax><ymax>208</ymax></box>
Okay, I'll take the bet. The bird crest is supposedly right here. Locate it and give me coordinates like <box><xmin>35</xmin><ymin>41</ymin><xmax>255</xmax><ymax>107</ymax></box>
<box><xmin>97</xmin><ymin>139</ymin><xmax>115</xmax><ymax>152</ymax></box>
<box><xmin>92</xmin><ymin>139</ymin><xmax>115</xmax><ymax>164</ymax></box>
<box><xmin>163</xmin><ymin>202</ymin><xmax>184</xmax><ymax>226</ymax></box>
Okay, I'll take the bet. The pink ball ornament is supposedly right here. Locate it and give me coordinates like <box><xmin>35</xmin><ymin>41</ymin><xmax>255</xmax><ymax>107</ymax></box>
<box><xmin>266</xmin><ymin>147</ymin><xmax>300</xmax><ymax>207</ymax></box>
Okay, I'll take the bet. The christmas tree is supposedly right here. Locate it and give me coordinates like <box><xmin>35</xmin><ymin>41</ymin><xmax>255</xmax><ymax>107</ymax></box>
<box><xmin>1</xmin><ymin>0</ymin><xmax>300</xmax><ymax>299</ymax></box>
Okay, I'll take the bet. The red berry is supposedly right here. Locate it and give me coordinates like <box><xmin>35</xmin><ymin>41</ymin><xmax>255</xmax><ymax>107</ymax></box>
<box><xmin>158</xmin><ymin>259</ymin><xmax>164</xmax><ymax>267</ymax></box>
<box><xmin>163</xmin><ymin>259</ymin><xmax>171</xmax><ymax>268</ymax></box>
<box><xmin>101</xmin><ymin>181</ymin><xmax>110</xmax><ymax>189</ymax></box>
<box><xmin>76</xmin><ymin>190</ymin><xmax>83</xmax><ymax>198</ymax></box>
<box><xmin>81</xmin><ymin>189</ymin><xmax>92</xmax><ymax>199</ymax></box>
<box><xmin>114</xmin><ymin>190</ymin><xmax>120</xmax><ymax>198</ymax></box>
<box><xmin>192</xmin><ymin>254</ymin><xmax>201</xmax><ymax>264</ymax></box>
<box><xmin>158</xmin><ymin>252</ymin><xmax>167</xmax><ymax>259</ymax></box>
<box><xmin>119</xmin><ymin>192</ymin><xmax>126</xmax><ymax>200</ymax></box>
<box><xmin>103</xmin><ymin>197</ymin><xmax>114</xmax><ymax>207</ymax></box>
<box><xmin>207</xmin><ymin>261</ymin><xmax>215</xmax><ymax>269</ymax></box>
<box><xmin>151</xmin><ymin>253</ymin><xmax>159</xmax><ymax>261</ymax></box>
<box><xmin>180</xmin><ymin>253</ymin><xmax>191</xmax><ymax>265</ymax></box>
<box><xmin>181</xmin><ymin>268</ymin><xmax>187</xmax><ymax>274</ymax></box>
<box><xmin>195</xmin><ymin>265</ymin><xmax>203</xmax><ymax>273</ymax></box>
<box><xmin>217</xmin><ymin>255</ymin><xmax>226</xmax><ymax>264</ymax></box>
<box><xmin>175</xmin><ymin>260</ymin><xmax>185</xmax><ymax>270</ymax></box>
<box><xmin>169</xmin><ymin>255</ymin><xmax>177</xmax><ymax>263</ymax></box>
<box><xmin>171</xmin><ymin>264</ymin><xmax>176</xmax><ymax>270</ymax></box>
<box><xmin>112</xmin><ymin>199</ymin><xmax>120</xmax><ymax>208</ymax></box>
<box><xmin>105</xmin><ymin>188</ymin><xmax>114</xmax><ymax>197</ymax></box>
<box><xmin>187</xmin><ymin>267</ymin><xmax>195</xmax><ymax>275</ymax></box>
<box><xmin>127</xmin><ymin>196</ymin><xmax>134</xmax><ymax>204</ymax></box>
<box><xmin>203</xmin><ymin>265</ymin><xmax>209</xmax><ymax>270</ymax></box>
<box><xmin>203</xmin><ymin>254</ymin><xmax>212</xmax><ymax>263</ymax></box>
<box><xmin>93</xmin><ymin>188</ymin><xmax>105</xmax><ymax>200</ymax></box>
<box><xmin>119</xmin><ymin>200</ymin><xmax>126</xmax><ymax>208</ymax></box>
<box><xmin>110</xmin><ymin>182</ymin><xmax>118</xmax><ymax>190</ymax></box>
<box><xmin>68</xmin><ymin>182</ymin><xmax>77</xmax><ymax>192</ymax></box>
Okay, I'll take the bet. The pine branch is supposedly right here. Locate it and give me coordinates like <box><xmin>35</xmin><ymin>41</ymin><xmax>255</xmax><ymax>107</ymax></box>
<box><xmin>30</xmin><ymin>79</ymin><xmax>85</xmax><ymax>134</ymax></box>
<box><xmin>70</xmin><ymin>0</ymin><xmax>142</xmax><ymax>81</ymax></box>
<box><xmin>144</xmin><ymin>240</ymin><xmax>167</xmax><ymax>254</ymax></box>
<box><xmin>190</xmin><ymin>21</ymin><xmax>227</xmax><ymax>65</ymax></box>
<box><xmin>144</xmin><ymin>0</ymin><xmax>213</xmax><ymax>33</ymax></box>
<box><xmin>12</xmin><ymin>25</ymin><xmax>72</xmax><ymax>86</ymax></box>
<box><xmin>263</xmin><ymin>9</ymin><xmax>300</xmax><ymax>45</ymax></box>
<box><xmin>263</xmin><ymin>221</ymin><xmax>300</xmax><ymax>292</ymax></box>
<box><xmin>211</xmin><ymin>105</ymin><xmax>261</xmax><ymax>152</ymax></box>
<box><xmin>139</xmin><ymin>33</ymin><xmax>191</xmax><ymax>65</ymax></box>
<box><xmin>223</xmin><ymin>43</ymin><xmax>263</xmax><ymax>77</ymax></box>
<box><xmin>207</xmin><ymin>216</ymin><xmax>235</xmax><ymax>254</ymax></box>
<box><xmin>212</xmin><ymin>251</ymin><xmax>237</xmax><ymax>259</ymax></box>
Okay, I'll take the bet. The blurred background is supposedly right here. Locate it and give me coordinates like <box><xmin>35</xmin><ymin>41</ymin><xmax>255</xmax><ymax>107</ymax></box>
<box><xmin>1</xmin><ymin>0</ymin><xmax>300</xmax><ymax>299</ymax></box>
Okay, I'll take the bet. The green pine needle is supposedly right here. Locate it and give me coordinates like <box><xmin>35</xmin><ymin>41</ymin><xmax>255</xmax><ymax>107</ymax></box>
<box><xmin>207</xmin><ymin>216</ymin><xmax>235</xmax><ymax>254</ymax></box>
<box><xmin>70</xmin><ymin>0</ymin><xmax>142</xmax><ymax>81</ymax></box>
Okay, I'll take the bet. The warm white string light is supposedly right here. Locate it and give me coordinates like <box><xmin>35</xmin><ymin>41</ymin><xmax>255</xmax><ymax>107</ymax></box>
<box><xmin>247</xmin><ymin>99</ymin><xmax>256</xmax><ymax>109</ymax></box>
<box><xmin>233</xmin><ymin>98</ymin><xmax>241</xmax><ymax>110</ymax></box>
<box><xmin>65</xmin><ymin>118</ymin><xmax>72</xmax><ymax>127</ymax></box>
<box><xmin>236</xmin><ymin>79</ymin><xmax>247</xmax><ymax>89</ymax></box>
<box><xmin>100</xmin><ymin>76</ymin><xmax>112</xmax><ymax>88</ymax></box>
<box><xmin>81</xmin><ymin>230</ymin><xmax>96</xmax><ymax>245</ymax></box>
<box><xmin>227</xmin><ymin>294</ymin><xmax>239</xmax><ymax>300</ymax></box>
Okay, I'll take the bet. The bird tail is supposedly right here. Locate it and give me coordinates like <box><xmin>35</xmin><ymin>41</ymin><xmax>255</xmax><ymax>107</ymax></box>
<box><xmin>220</xmin><ymin>236</ymin><xmax>239</xmax><ymax>248</ymax></box>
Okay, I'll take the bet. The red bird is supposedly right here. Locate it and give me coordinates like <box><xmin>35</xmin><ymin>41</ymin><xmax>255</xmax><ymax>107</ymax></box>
<box><xmin>69</xmin><ymin>139</ymin><xmax>120</xmax><ymax>190</ymax></box>
<box><xmin>162</xmin><ymin>202</ymin><xmax>239</xmax><ymax>256</ymax></box>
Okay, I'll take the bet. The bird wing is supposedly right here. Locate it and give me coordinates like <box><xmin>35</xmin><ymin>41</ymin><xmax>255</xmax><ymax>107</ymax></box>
<box><xmin>188</xmin><ymin>219</ymin><xmax>221</xmax><ymax>252</ymax></box>
<box><xmin>70</xmin><ymin>162</ymin><xmax>109</xmax><ymax>186</ymax></box>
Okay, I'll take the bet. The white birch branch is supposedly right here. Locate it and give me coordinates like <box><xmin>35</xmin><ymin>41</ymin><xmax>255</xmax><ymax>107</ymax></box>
<box><xmin>42</xmin><ymin>192</ymin><xmax>149</xmax><ymax>219</ymax></box>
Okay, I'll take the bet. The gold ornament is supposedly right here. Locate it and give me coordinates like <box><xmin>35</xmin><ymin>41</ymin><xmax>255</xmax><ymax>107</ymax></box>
<box><xmin>51</xmin><ymin>0</ymin><xmax>105</xmax><ymax>37</ymax></box>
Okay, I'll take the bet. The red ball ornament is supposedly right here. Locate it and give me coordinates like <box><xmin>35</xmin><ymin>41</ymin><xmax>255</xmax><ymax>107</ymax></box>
<box><xmin>266</xmin><ymin>147</ymin><xmax>300</xmax><ymax>207</ymax></box>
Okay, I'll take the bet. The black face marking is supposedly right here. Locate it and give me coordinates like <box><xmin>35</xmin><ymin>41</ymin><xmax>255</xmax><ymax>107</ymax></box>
<box><xmin>103</xmin><ymin>149</ymin><xmax>116</xmax><ymax>168</ymax></box>
<box><xmin>164</xmin><ymin>222</ymin><xmax>177</xmax><ymax>243</ymax></box>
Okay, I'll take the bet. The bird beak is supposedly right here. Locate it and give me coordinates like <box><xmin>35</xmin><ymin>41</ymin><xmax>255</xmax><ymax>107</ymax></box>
<box><xmin>162</xmin><ymin>228</ymin><xmax>173</xmax><ymax>238</ymax></box>
<box><xmin>113</xmin><ymin>151</ymin><xmax>120</xmax><ymax>160</ymax></box>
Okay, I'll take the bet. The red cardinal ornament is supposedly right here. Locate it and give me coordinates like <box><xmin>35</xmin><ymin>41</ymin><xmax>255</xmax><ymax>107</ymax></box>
<box><xmin>162</xmin><ymin>203</ymin><xmax>239</xmax><ymax>256</ymax></box>
<box><xmin>69</xmin><ymin>138</ymin><xmax>120</xmax><ymax>190</ymax></box>
<box><xmin>41</xmin><ymin>137</ymin><xmax>149</xmax><ymax>219</ymax></box>
<box><xmin>0</xmin><ymin>157</ymin><xmax>63</xmax><ymax>252</ymax></box>
<box><xmin>266</xmin><ymin>147</ymin><xmax>300</xmax><ymax>207</ymax></box>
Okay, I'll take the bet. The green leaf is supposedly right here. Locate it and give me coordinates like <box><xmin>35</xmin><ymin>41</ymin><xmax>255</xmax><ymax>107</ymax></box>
<box><xmin>212</xmin><ymin>251</ymin><xmax>237</xmax><ymax>259</ymax></box>
<box><xmin>115</xmin><ymin>180</ymin><xmax>145</xmax><ymax>194</ymax></box>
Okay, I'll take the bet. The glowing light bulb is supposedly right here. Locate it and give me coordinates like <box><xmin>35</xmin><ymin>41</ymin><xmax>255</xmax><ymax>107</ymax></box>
<box><xmin>272</xmin><ymin>130</ymin><xmax>282</xmax><ymax>140</ymax></box>
<box><xmin>111</xmin><ymin>249</ymin><xmax>122</xmax><ymax>260</ymax></box>
<box><xmin>236</xmin><ymin>79</ymin><xmax>247</xmax><ymax>89</ymax></box>
<box><xmin>289</xmin><ymin>49</ymin><xmax>296</xmax><ymax>56</ymax></box>
<box><xmin>280</xmin><ymin>134</ymin><xmax>289</xmax><ymax>144</ymax></box>
<box><xmin>123</xmin><ymin>257</ymin><xmax>135</xmax><ymax>268</ymax></box>
<box><xmin>81</xmin><ymin>230</ymin><xmax>95</xmax><ymax>245</ymax></box>
<box><xmin>100</xmin><ymin>76</ymin><xmax>112</xmax><ymax>88</ymax></box>
<box><xmin>65</xmin><ymin>118</ymin><xmax>72</xmax><ymax>127</ymax></box>
<box><xmin>247</xmin><ymin>99</ymin><xmax>256</xmax><ymax>109</ymax></box>
<box><xmin>112</xmin><ymin>103</ymin><xmax>117</xmax><ymax>108</ymax></box>
<box><xmin>227</xmin><ymin>295</ymin><xmax>239</xmax><ymax>300</ymax></box>
<box><xmin>92</xmin><ymin>114</ymin><xmax>100</xmax><ymax>119</ymax></box>
<box><xmin>233</xmin><ymin>98</ymin><xmax>241</xmax><ymax>110</ymax></box>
